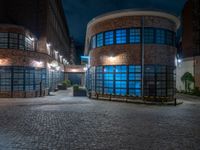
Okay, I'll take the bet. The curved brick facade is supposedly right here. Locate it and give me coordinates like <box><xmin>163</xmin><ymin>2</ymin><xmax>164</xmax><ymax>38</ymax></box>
<box><xmin>0</xmin><ymin>25</ymin><xmax>64</xmax><ymax>98</ymax></box>
<box><xmin>85</xmin><ymin>10</ymin><xmax>180</xmax><ymax>102</ymax></box>
<box><xmin>86</xmin><ymin>13</ymin><xmax>178</xmax><ymax>67</ymax></box>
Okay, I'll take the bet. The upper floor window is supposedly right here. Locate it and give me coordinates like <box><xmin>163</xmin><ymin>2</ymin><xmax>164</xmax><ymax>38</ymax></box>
<box><xmin>25</xmin><ymin>37</ymin><xmax>34</xmax><ymax>51</ymax></box>
<box><xmin>0</xmin><ymin>32</ymin><xmax>35</xmax><ymax>51</ymax></box>
<box><xmin>166</xmin><ymin>31</ymin><xmax>174</xmax><ymax>46</ymax></box>
<box><xmin>0</xmin><ymin>33</ymin><xmax>8</xmax><ymax>48</ymax></box>
<box><xmin>89</xmin><ymin>27</ymin><xmax>175</xmax><ymax>49</ymax></box>
<box><xmin>19</xmin><ymin>35</ymin><xmax>25</xmax><ymax>50</ymax></box>
<box><xmin>105</xmin><ymin>31</ymin><xmax>114</xmax><ymax>45</ymax></box>
<box><xmin>116</xmin><ymin>29</ymin><xmax>126</xmax><ymax>44</ymax></box>
<box><xmin>130</xmin><ymin>28</ymin><xmax>141</xmax><ymax>44</ymax></box>
<box><xmin>156</xmin><ymin>29</ymin><xmax>165</xmax><ymax>44</ymax></box>
<box><xmin>144</xmin><ymin>28</ymin><xmax>154</xmax><ymax>44</ymax></box>
<box><xmin>9</xmin><ymin>33</ymin><xmax>18</xmax><ymax>49</ymax></box>
<box><xmin>91</xmin><ymin>35</ymin><xmax>96</xmax><ymax>49</ymax></box>
<box><xmin>97</xmin><ymin>33</ymin><xmax>103</xmax><ymax>47</ymax></box>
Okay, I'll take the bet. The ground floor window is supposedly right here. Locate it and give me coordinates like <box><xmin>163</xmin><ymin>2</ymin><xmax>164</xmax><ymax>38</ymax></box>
<box><xmin>86</xmin><ymin>65</ymin><xmax>175</xmax><ymax>97</ymax></box>
<box><xmin>0</xmin><ymin>66</ymin><xmax>64</xmax><ymax>93</ymax></box>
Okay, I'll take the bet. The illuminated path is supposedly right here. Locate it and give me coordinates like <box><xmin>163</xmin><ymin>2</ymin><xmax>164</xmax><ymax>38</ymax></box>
<box><xmin>0</xmin><ymin>90</ymin><xmax>199</xmax><ymax>149</ymax></box>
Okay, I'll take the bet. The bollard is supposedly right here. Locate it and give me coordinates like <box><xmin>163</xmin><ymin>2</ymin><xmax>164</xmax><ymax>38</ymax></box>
<box><xmin>174</xmin><ymin>98</ymin><xmax>177</xmax><ymax>106</ymax></box>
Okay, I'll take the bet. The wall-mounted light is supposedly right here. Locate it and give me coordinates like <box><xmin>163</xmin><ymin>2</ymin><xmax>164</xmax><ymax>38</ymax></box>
<box><xmin>0</xmin><ymin>59</ymin><xmax>9</xmax><ymax>65</ymax></box>
<box><xmin>71</xmin><ymin>69</ymin><xmax>77</xmax><ymax>72</ymax></box>
<box><xmin>177</xmin><ymin>59</ymin><xmax>182</xmax><ymax>63</ymax></box>
<box><xmin>46</xmin><ymin>43</ymin><xmax>51</xmax><ymax>48</ymax></box>
<box><xmin>56</xmin><ymin>66</ymin><xmax>60</xmax><ymax>71</ymax></box>
<box><xmin>29</xmin><ymin>37</ymin><xmax>35</xmax><ymax>41</ymax></box>
<box><xmin>33</xmin><ymin>60</ymin><xmax>43</xmax><ymax>68</ymax></box>
<box><xmin>109</xmin><ymin>56</ymin><xmax>116</xmax><ymax>61</ymax></box>
<box><xmin>83</xmin><ymin>67</ymin><xmax>87</xmax><ymax>71</ymax></box>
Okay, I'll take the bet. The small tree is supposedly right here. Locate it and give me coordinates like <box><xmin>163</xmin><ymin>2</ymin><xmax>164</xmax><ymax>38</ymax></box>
<box><xmin>181</xmin><ymin>72</ymin><xmax>194</xmax><ymax>93</ymax></box>
<box><xmin>63</xmin><ymin>80</ymin><xmax>71</xmax><ymax>87</ymax></box>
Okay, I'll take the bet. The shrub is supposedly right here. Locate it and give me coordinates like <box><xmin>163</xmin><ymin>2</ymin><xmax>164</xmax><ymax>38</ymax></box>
<box><xmin>63</xmin><ymin>80</ymin><xmax>71</xmax><ymax>87</ymax></box>
<box><xmin>73</xmin><ymin>84</ymin><xmax>79</xmax><ymax>90</ymax></box>
<box><xmin>181</xmin><ymin>72</ymin><xmax>195</xmax><ymax>93</ymax></box>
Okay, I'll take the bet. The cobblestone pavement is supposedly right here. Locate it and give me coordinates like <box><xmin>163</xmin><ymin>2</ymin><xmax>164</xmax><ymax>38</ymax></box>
<box><xmin>0</xmin><ymin>89</ymin><xmax>200</xmax><ymax>150</ymax></box>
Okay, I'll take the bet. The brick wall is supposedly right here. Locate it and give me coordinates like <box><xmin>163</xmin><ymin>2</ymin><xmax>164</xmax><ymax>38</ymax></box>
<box><xmin>87</xmin><ymin>15</ymin><xmax>177</xmax><ymax>67</ymax></box>
<box><xmin>0</xmin><ymin>0</ymin><xmax>72</xmax><ymax>63</ymax></box>
<box><xmin>195</xmin><ymin>56</ymin><xmax>200</xmax><ymax>88</ymax></box>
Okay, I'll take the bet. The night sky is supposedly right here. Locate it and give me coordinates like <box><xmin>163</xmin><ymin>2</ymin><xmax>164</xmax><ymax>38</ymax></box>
<box><xmin>62</xmin><ymin>0</ymin><xmax>187</xmax><ymax>51</ymax></box>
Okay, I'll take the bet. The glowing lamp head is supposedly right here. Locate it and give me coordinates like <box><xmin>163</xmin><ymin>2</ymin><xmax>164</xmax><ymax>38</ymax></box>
<box><xmin>83</xmin><ymin>67</ymin><xmax>87</xmax><ymax>71</ymax></box>
<box><xmin>178</xmin><ymin>59</ymin><xmax>182</xmax><ymax>63</ymax></box>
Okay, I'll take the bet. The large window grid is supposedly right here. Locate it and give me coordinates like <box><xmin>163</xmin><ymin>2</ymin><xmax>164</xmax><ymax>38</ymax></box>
<box><xmin>25</xmin><ymin>37</ymin><xmax>34</xmax><ymax>51</ymax></box>
<box><xmin>144</xmin><ymin>28</ymin><xmax>155</xmax><ymax>44</ymax></box>
<box><xmin>91</xmin><ymin>36</ymin><xmax>96</xmax><ymax>49</ymax></box>
<box><xmin>143</xmin><ymin>65</ymin><xmax>175</xmax><ymax>97</ymax></box>
<box><xmin>97</xmin><ymin>33</ymin><xmax>103</xmax><ymax>47</ymax></box>
<box><xmin>9</xmin><ymin>33</ymin><xmax>18</xmax><ymax>49</ymax></box>
<box><xmin>115</xmin><ymin>66</ymin><xmax>127</xmax><ymax>95</ymax></box>
<box><xmin>156</xmin><ymin>29</ymin><xmax>165</xmax><ymax>44</ymax></box>
<box><xmin>92</xmin><ymin>65</ymin><xmax>142</xmax><ymax>96</ymax></box>
<box><xmin>25</xmin><ymin>69</ymin><xmax>35</xmax><ymax>91</ymax></box>
<box><xmin>130</xmin><ymin>28</ymin><xmax>141</xmax><ymax>44</ymax></box>
<box><xmin>105</xmin><ymin>31</ymin><xmax>114</xmax><ymax>45</ymax></box>
<box><xmin>19</xmin><ymin>34</ymin><xmax>25</xmax><ymax>50</ymax></box>
<box><xmin>129</xmin><ymin>65</ymin><xmax>141</xmax><ymax>96</ymax></box>
<box><xmin>0</xmin><ymin>68</ymin><xmax>11</xmax><ymax>92</ymax></box>
<box><xmin>96</xmin><ymin>66</ymin><xmax>103</xmax><ymax>93</ymax></box>
<box><xmin>104</xmin><ymin>66</ymin><xmax>114</xmax><ymax>94</ymax></box>
<box><xmin>0</xmin><ymin>32</ymin><xmax>35</xmax><ymax>51</ymax></box>
<box><xmin>87</xmin><ymin>65</ymin><xmax>175</xmax><ymax>98</ymax></box>
<box><xmin>0</xmin><ymin>33</ymin><xmax>8</xmax><ymax>48</ymax></box>
<box><xmin>89</xmin><ymin>27</ymin><xmax>175</xmax><ymax>49</ymax></box>
<box><xmin>166</xmin><ymin>31</ymin><xmax>174</xmax><ymax>46</ymax></box>
<box><xmin>0</xmin><ymin>67</ymin><xmax>48</xmax><ymax>93</ymax></box>
<box><xmin>116</xmin><ymin>29</ymin><xmax>127</xmax><ymax>44</ymax></box>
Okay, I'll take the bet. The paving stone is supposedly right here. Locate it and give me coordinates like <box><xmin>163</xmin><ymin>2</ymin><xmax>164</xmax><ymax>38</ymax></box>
<box><xmin>0</xmin><ymin>89</ymin><xmax>199</xmax><ymax>149</ymax></box>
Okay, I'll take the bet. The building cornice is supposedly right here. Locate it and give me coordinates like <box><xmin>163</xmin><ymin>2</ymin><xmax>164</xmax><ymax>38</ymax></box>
<box><xmin>87</xmin><ymin>9</ymin><xmax>180</xmax><ymax>29</ymax></box>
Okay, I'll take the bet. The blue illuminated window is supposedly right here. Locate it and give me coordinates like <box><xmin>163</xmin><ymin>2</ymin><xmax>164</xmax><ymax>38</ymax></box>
<box><xmin>130</xmin><ymin>28</ymin><xmax>141</xmax><ymax>44</ymax></box>
<box><xmin>116</xmin><ymin>81</ymin><xmax>126</xmax><ymax>88</ymax></box>
<box><xmin>97</xmin><ymin>33</ymin><xmax>103</xmax><ymax>47</ymax></box>
<box><xmin>116</xmin><ymin>89</ymin><xmax>127</xmax><ymax>95</ymax></box>
<box><xmin>105</xmin><ymin>31</ymin><xmax>114</xmax><ymax>45</ymax></box>
<box><xmin>116</xmin><ymin>66</ymin><xmax>127</xmax><ymax>73</ymax></box>
<box><xmin>96</xmin><ymin>66</ymin><xmax>103</xmax><ymax>73</ymax></box>
<box><xmin>116</xmin><ymin>29</ymin><xmax>126</xmax><ymax>44</ymax></box>
<box><xmin>129</xmin><ymin>81</ymin><xmax>141</xmax><ymax>88</ymax></box>
<box><xmin>156</xmin><ymin>29</ymin><xmax>165</xmax><ymax>44</ymax></box>
<box><xmin>104</xmin><ymin>81</ymin><xmax>114</xmax><ymax>88</ymax></box>
<box><xmin>129</xmin><ymin>89</ymin><xmax>141</xmax><ymax>96</ymax></box>
<box><xmin>129</xmin><ymin>74</ymin><xmax>141</xmax><ymax>80</ymax></box>
<box><xmin>116</xmin><ymin>74</ymin><xmax>127</xmax><ymax>80</ymax></box>
<box><xmin>91</xmin><ymin>35</ymin><xmax>96</xmax><ymax>49</ymax></box>
<box><xmin>144</xmin><ymin>28</ymin><xmax>154</xmax><ymax>44</ymax></box>
<box><xmin>104</xmin><ymin>74</ymin><xmax>114</xmax><ymax>80</ymax></box>
<box><xmin>104</xmin><ymin>66</ymin><xmax>114</xmax><ymax>73</ymax></box>
<box><xmin>129</xmin><ymin>65</ymin><xmax>141</xmax><ymax>73</ymax></box>
<box><xmin>86</xmin><ymin>65</ymin><xmax>174</xmax><ymax>97</ymax></box>
<box><xmin>104</xmin><ymin>88</ymin><xmax>113</xmax><ymax>94</ymax></box>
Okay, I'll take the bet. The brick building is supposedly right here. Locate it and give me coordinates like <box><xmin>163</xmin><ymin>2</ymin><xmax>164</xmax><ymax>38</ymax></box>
<box><xmin>176</xmin><ymin>0</ymin><xmax>200</xmax><ymax>91</ymax></box>
<box><xmin>0</xmin><ymin>0</ymin><xmax>76</xmax><ymax>98</ymax></box>
<box><xmin>85</xmin><ymin>9</ymin><xmax>180</xmax><ymax>102</ymax></box>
